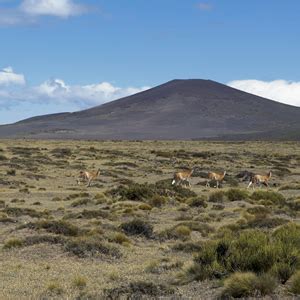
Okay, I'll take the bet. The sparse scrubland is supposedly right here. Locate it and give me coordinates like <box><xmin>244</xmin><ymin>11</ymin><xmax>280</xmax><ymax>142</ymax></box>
<box><xmin>0</xmin><ymin>140</ymin><xmax>299</xmax><ymax>299</ymax></box>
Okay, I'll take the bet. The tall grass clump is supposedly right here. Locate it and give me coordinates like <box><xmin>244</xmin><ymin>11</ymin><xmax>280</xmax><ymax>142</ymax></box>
<box><xmin>184</xmin><ymin>223</ymin><xmax>300</xmax><ymax>285</ymax></box>
<box><xmin>251</xmin><ymin>190</ymin><xmax>285</xmax><ymax>205</ymax></box>
<box><xmin>226</xmin><ymin>188</ymin><xmax>248</xmax><ymax>201</ymax></box>
<box><xmin>290</xmin><ymin>271</ymin><xmax>300</xmax><ymax>295</ymax></box>
<box><xmin>222</xmin><ymin>272</ymin><xmax>277</xmax><ymax>298</ymax></box>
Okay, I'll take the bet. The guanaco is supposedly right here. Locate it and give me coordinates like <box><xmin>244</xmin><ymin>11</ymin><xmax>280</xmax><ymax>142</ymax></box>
<box><xmin>77</xmin><ymin>168</ymin><xmax>100</xmax><ymax>187</ymax></box>
<box><xmin>206</xmin><ymin>171</ymin><xmax>226</xmax><ymax>188</ymax></box>
<box><xmin>172</xmin><ymin>168</ymin><xmax>195</xmax><ymax>187</ymax></box>
<box><xmin>247</xmin><ymin>171</ymin><xmax>272</xmax><ymax>189</ymax></box>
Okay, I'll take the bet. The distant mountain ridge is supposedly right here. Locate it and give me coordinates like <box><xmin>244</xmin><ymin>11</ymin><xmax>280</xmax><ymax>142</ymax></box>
<box><xmin>0</xmin><ymin>79</ymin><xmax>299</xmax><ymax>140</ymax></box>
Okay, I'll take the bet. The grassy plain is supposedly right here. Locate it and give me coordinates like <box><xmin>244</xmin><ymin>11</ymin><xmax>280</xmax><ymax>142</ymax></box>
<box><xmin>0</xmin><ymin>140</ymin><xmax>299</xmax><ymax>299</ymax></box>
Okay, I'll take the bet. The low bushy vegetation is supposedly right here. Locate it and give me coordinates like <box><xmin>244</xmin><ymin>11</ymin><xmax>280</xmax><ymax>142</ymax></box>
<box><xmin>64</xmin><ymin>237</ymin><xmax>121</xmax><ymax>258</ymax></box>
<box><xmin>184</xmin><ymin>223</ymin><xmax>300</xmax><ymax>286</ymax></box>
<box><xmin>226</xmin><ymin>188</ymin><xmax>248</xmax><ymax>201</ymax></box>
<box><xmin>222</xmin><ymin>272</ymin><xmax>277</xmax><ymax>298</ymax></box>
<box><xmin>25</xmin><ymin>220</ymin><xmax>81</xmax><ymax>236</ymax></box>
<box><xmin>251</xmin><ymin>190</ymin><xmax>286</xmax><ymax>205</ymax></box>
<box><xmin>290</xmin><ymin>271</ymin><xmax>300</xmax><ymax>295</ymax></box>
<box><xmin>120</xmin><ymin>219</ymin><xmax>153</xmax><ymax>238</ymax></box>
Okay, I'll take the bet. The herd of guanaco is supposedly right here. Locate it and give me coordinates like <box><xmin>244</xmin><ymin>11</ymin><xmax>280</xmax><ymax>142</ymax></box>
<box><xmin>78</xmin><ymin>166</ymin><xmax>272</xmax><ymax>189</ymax></box>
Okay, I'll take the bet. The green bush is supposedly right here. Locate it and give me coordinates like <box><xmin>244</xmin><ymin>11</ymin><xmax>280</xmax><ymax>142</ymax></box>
<box><xmin>65</xmin><ymin>237</ymin><xmax>121</xmax><ymax>258</ymax></box>
<box><xmin>26</xmin><ymin>220</ymin><xmax>80</xmax><ymax>236</ymax></box>
<box><xmin>120</xmin><ymin>219</ymin><xmax>153</xmax><ymax>238</ymax></box>
<box><xmin>108</xmin><ymin>232</ymin><xmax>130</xmax><ymax>245</ymax></box>
<box><xmin>222</xmin><ymin>272</ymin><xmax>276</xmax><ymax>298</ymax></box>
<box><xmin>226</xmin><ymin>188</ymin><xmax>248</xmax><ymax>201</ymax></box>
<box><xmin>290</xmin><ymin>270</ymin><xmax>300</xmax><ymax>295</ymax></box>
<box><xmin>251</xmin><ymin>191</ymin><xmax>285</xmax><ymax>205</ymax></box>
<box><xmin>72</xmin><ymin>276</ymin><xmax>87</xmax><ymax>289</ymax></box>
<box><xmin>209</xmin><ymin>191</ymin><xmax>225</xmax><ymax>203</ymax></box>
<box><xmin>185</xmin><ymin>223</ymin><xmax>300</xmax><ymax>283</ymax></box>
<box><xmin>3</xmin><ymin>238</ymin><xmax>24</xmax><ymax>249</ymax></box>
<box><xmin>149</xmin><ymin>195</ymin><xmax>166</xmax><ymax>207</ymax></box>
<box><xmin>186</xmin><ymin>197</ymin><xmax>208</xmax><ymax>208</ymax></box>
<box><xmin>222</xmin><ymin>272</ymin><xmax>257</xmax><ymax>298</ymax></box>
<box><xmin>71</xmin><ymin>198</ymin><xmax>92</xmax><ymax>207</ymax></box>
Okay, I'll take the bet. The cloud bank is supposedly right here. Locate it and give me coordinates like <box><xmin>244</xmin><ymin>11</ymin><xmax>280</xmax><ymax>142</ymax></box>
<box><xmin>228</xmin><ymin>79</ymin><xmax>300</xmax><ymax>107</ymax></box>
<box><xmin>0</xmin><ymin>67</ymin><xmax>150</xmax><ymax>113</ymax></box>
<box><xmin>0</xmin><ymin>0</ymin><xmax>88</xmax><ymax>25</ymax></box>
<box><xmin>1</xmin><ymin>67</ymin><xmax>299</xmax><ymax>124</ymax></box>
<box><xmin>0</xmin><ymin>67</ymin><xmax>26</xmax><ymax>86</ymax></box>
<box><xmin>196</xmin><ymin>2</ymin><xmax>213</xmax><ymax>11</ymax></box>
<box><xmin>20</xmin><ymin>0</ymin><xmax>87</xmax><ymax>18</ymax></box>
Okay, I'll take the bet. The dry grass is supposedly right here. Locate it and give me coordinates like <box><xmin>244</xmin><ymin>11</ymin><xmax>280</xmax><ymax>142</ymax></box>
<box><xmin>0</xmin><ymin>140</ymin><xmax>299</xmax><ymax>299</ymax></box>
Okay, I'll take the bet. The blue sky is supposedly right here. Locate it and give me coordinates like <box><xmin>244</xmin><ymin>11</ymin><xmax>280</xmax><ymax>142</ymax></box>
<box><xmin>1</xmin><ymin>0</ymin><xmax>300</xmax><ymax>124</ymax></box>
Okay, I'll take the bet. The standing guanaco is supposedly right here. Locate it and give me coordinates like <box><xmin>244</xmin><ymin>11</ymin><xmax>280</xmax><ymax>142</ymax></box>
<box><xmin>172</xmin><ymin>168</ymin><xmax>195</xmax><ymax>187</ymax></box>
<box><xmin>77</xmin><ymin>168</ymin><xmax>100</xmax><ymax>187</ymax></box>
<box><xmin>247</xmin><ymin>171</ymin><xmax>272</xmax><ymax>189</ymax></box>
<box><xmin>206</xmin><ymin>171</ymin><xmax>226</xmax><ymax>188</ymax></box>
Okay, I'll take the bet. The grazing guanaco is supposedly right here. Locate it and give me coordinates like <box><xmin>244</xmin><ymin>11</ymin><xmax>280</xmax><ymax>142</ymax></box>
<box><xmin>206</xmin><ymin>171</ymin><xmax>226</xmax><ymax>188</ymax></box>
<box><xmin>247</xmin><ymin>171</ymin><xmax>272</xmax><ymax>189</ymax></box>
<box><xmin>77</xmin><ymin>168</ymin><xmax>100</xmax><ymax>187</ymax></box>
<box><xmin>172</xmin><ymin>168</ymin><xmax>195</xmax><ymax>187</ymax></box>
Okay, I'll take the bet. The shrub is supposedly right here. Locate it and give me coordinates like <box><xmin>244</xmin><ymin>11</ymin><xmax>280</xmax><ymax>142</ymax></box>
<box><xmin>63</xmin><ymin>209</ymin><xmax>109</xmax><ymax>220</ymax></box>
<box><xmin>255</xmin><ymin>273</ymin><xmax>277</xmax><ymax>296</ymax></box>
<box><xmin>174</xmin><ymin>225</ymin><xmax>191</xmax><ymax>239</ymax></box>
<box><xmin>223</xmin><ymin>272</ymin><xmax>277</xmax><ymax>298</ymax></box>
<box><xmin>247</xmin><ymin>205</ymin><xmax>270</xmax><ymax>217</ymax></box>
<box><xmin>209</xmin><ymin>191</ymin><xmax>225</xmax><ymax>203</ymax></box>
<box><xmin>104</xmin><ymin>281</ymin><xmax>174</xmax><ymax>298</ymax></box>
<box><xmin>7</xmin><ymin>169</ymin><xmax>16</xmax><ymax>176</ymax></box>
<box><xmin>0</xmin><ymin>154</ymin><xmax>8</xmax><ymax>161</ymax></box>
<box><xmin>172</xmin><ymin>241</ymin><xmax>202</xmax><ymax>253</ymax></box>
<box><xmin>212</xmin><ymin>204</ymin><xmax>225</xmax><ymax>210</ymax></box>
<box><xmin>186</xmin><ymin>197</ymin><xmax>207</xmax><ymax>208</ymax></box>
<box><xmin>271</xmin><ymin>262</ymin><xmax>294</xmax><ymax>284</ymax></box>
<box><xmin>177</xmin><ymin>221</ymin><xmax>214</xmax><ymax>237</ymax></box>
<box><xmin>108</xmin><ymin>232</ymin><xmax>130</xmax><ymax>245</ymax></box>
<box><xmin>155</xmin><ymin>179</ymin><xmax>197</xmax><ymax>198</ymax></box>
<box><xmin>290</xmin><ymin>270</ymin><xmax>300</xmax><ymax>295</ymax></box>
<box><xmin>185</xmin><ymin>223</ymin><xmax>300</xmax><ymax>283</ymax></box>
<box><xmin>120</xmin><ymin>219</ymin><xmax>153</xmax><ymax>238</ymax></box>
<box><xmin>72</xmin><ymin>276</ymin><xmax>87</xmax><ymax>289</ymax></box>
<box><xmin>3</xmin><ymin>238</ymin><xmax>24</xmax><ymax>249</ymax></box>
<box><xmin>47</xmin><ymin>282</ymin><xmax>64</xmax><ymax>295</ymax></box>
<box><xmin>52</xmin><ymin>197</ymin><xmax>62</xmax><ymax>202</ymax></box>
<box><xmin>117</xmin><ymin>183</ymin><xmax>155</xmax><ymax>201</ymax></box>
<box><xmin>71</xmin><ymin>198</ymin><xmax>92</xmax><ymax>207</ymax></box>
<box><xmin>222</xmin><ymin>272</ymin><xmax>257</xmax><ymax>298</ymax></box>
<box><xmin>51</xmin><ymin>148</ymin><xmax>72</xmax><ymax>157</ymax></box>
<box><xmin>139</xmin><ymin>204</ymin><xmax>152</xmax><ymax>210</ymax></box>
<box><xmin>65</xmin><ymin>237</ymin><xmax>121</xmax><ymax>258</ymax></box>
<box><xmin>149</xmin><ymin>195</ymin><xmax>166</xmax><ymax>207</ymax></box>
<box><xmin>26</xmin><ymin>220</ymin><xmax>80</xmax><ymax>236</ymax></box>
<box><xmin>4</xmin><ymin>207</ymin><xmax>46</xmax><ymax>218</ymax></box>
<box><xmin>239</xmin><ymin>214</ymin><xmax>288</xmax><ymax>230</ymax></box>
<box><xmin>226</xmin><ymin>188</ymin><xmax>248</xmax><ymax>201</ymax></box>
<box><xmin>251</xmin><ymin>191</ymin><xmax>285</xmax><ymax>205</ymax></box>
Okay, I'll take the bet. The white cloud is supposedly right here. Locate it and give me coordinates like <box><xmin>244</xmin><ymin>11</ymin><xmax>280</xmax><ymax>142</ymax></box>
<box><xmin>228</xmin><ymin>79</ymin><xmax>300</xmax><ymax>107</ymax></box>
<box><xmin>0</xmin><ymin>71</ymin><xmax>150</xmax><ymax>111</ymax></box>
<box><xmin>20</xmin><ymin>0</ymin><xmax>87</xmax><ymax>18</ymax></box>
<box><xmin>196</xmin><ymin>2</ymin><xmax>213</xmax><ymax>11</ymax></box>
<box><xmin>31</xmin><ymin>79</ymin><xmax>150</xmax><ymax>106</ymax></box>
<box><xmin>0</xmin><ymin>67</ymin><xmax>26</xmax><ymax>86</ymax></box>
<box><xmin>0</xmin><ymin>0</ymin><xmax>88</xmax><ymax>26</ymax></box>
